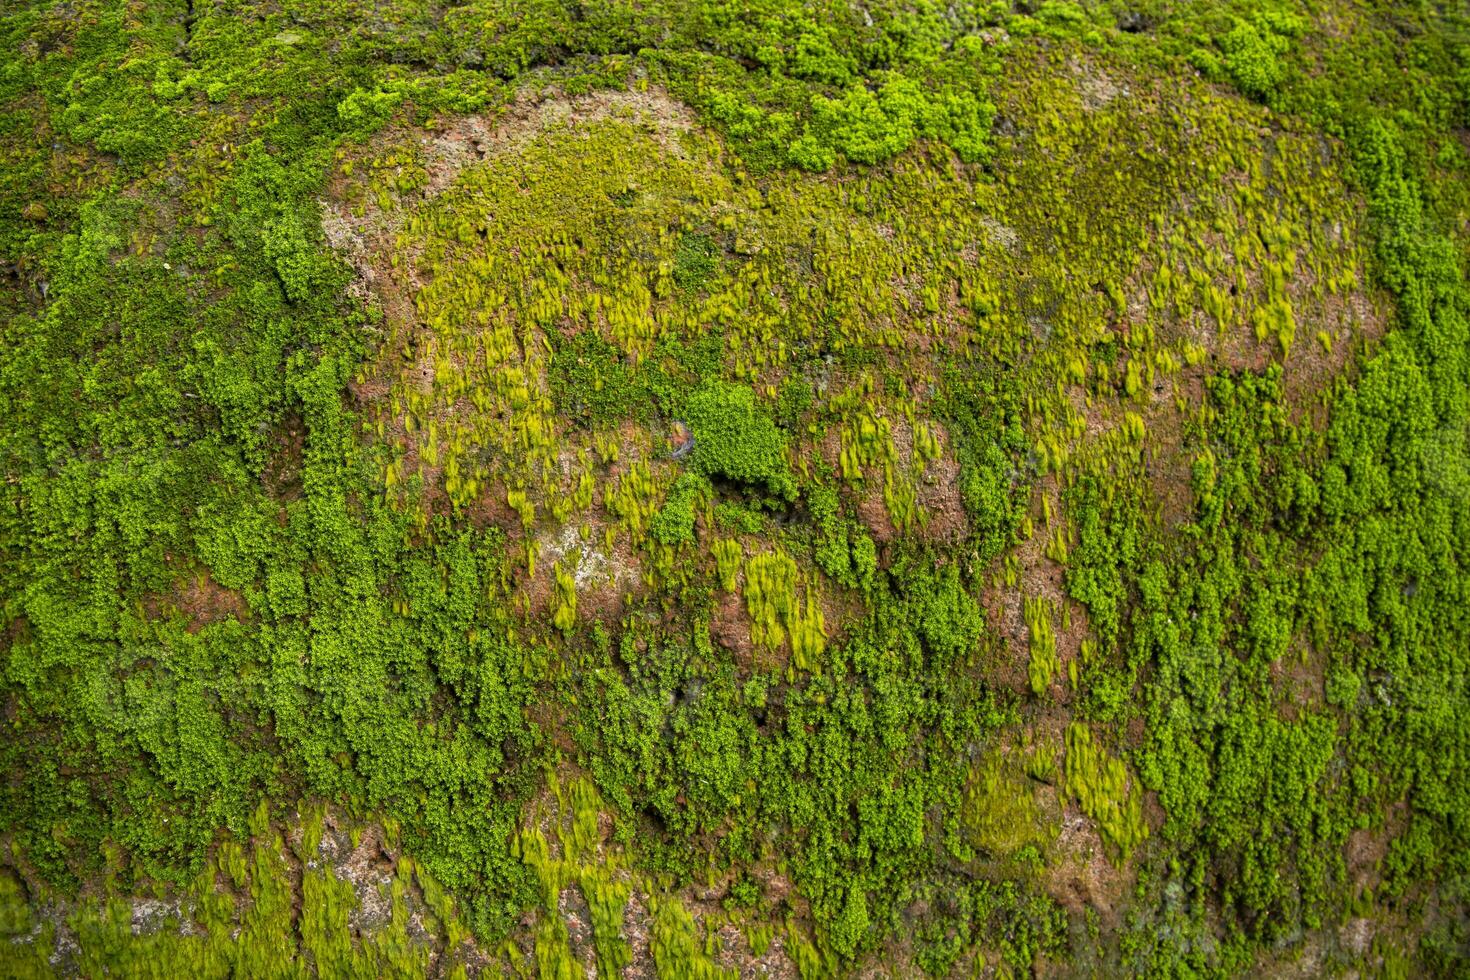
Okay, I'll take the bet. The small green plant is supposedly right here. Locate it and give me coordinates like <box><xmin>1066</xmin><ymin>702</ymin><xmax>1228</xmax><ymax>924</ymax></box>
<box><xmin>672</xmin><ymin>232</ymin><xmax>719</xmax><ymax>291</ymax></box>
<box><xmin>651</xmin><ymin>473</ymin><xmax>710</xmax><ymax>546</ymax></box>
<box><xmin>744</xmin><ymin>550</ymin><xmax>798</xmax><ymax>650</ymax></box>
<box><xmin>1024</xmin><ymin>595</ymin><xmax>1061</xmax><ymax>696</ymax></box>
<box><xmin>739</xmin><ymin>549</ymin><xmax>828</xmax><ymax>670</ymax></box>
<box><xmin>552</xmin><ymin>564</ymin><xmax>577</xmax><ymax>632</ymax></box>
<box><xmin>713</xmin><ymin>538</ymin><xmax>743</xmax><ymax>591</ymax></box>
<box><xmin>1191</xmin><ymin>12</ymin><xmax>1305</xmax><ymax>103</ymax></box>
<box><xmin>516</xmin><ymin>776</ymin><xmax>634</xmax><ymax>975</ymax></box>
<box><xmin>685</xmin><ymin>382</ymin><xmax>797</xmax><ymax>500</ymax></box>
<box><xmin>648</xmin><ymin>892</ymin><xmax>734</xmax><ymax>979</ymax></box>
<box><xmin>962</xmin><ymin>753</ymin><xmax>1052</xmax><ymax>860</ymax></box>
<box><xmin>1064</xmin><ymin>723</ymin><xmax>1148</xmax><ymax>864</ymax></box>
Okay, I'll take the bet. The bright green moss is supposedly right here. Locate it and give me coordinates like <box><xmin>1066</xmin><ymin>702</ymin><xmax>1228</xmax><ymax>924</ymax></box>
<box><xmin>685</xmin><ymin>382</ymin><xmax>797</xmax><ymax>501</ymax></box>
<box><xmin>651</xmin><ymin>473</ymin><xmax>710</xmax><ymax>546</ymax></box>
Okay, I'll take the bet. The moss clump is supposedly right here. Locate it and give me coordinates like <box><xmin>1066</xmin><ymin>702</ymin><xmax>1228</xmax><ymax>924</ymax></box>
<box><xmin>685</xmin><ymin>382</ymin><xmax>797</xmax><ymax>501</ymax></box>
<box><xmin>672</xmin><ymin>232</ymin><xmax>720</xmax><ymax>292</ymax></box>
<box><xmin>1064</xmin><ymin>723</ymin><xmax>1148</xmax><ymax>864</ymax></box>
<box><xmin>650</xmin><ymin>472</ymin><xmax>710</xmax><ymax>546</ymax></box>
<box><xmin>962</xmin><ymin>754</ymin><xmax>1051</xmax><ymax>862</ymax></box>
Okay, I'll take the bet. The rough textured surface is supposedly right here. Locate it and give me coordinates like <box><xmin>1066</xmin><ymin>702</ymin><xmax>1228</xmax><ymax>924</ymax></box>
<box><xmin>3</xmin><ymin>0</ymin><xmax>1469</xmax><ymax>976</ymax></box>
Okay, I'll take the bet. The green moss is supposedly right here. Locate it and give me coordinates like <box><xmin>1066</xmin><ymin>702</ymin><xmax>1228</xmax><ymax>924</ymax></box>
<box><xmin>961</xmin><ymin>753</ymin><xmax>1052</xmax><ymax>861</ymax></box>
<box><xmin>672</xmin><ymin>232</ymin><xmax>720</xmax><ymax>292</ymax></box>
<box><xmin>1063</xmin><ymin>723</ymin><xmax>1147</xmax><ymax>864</ymax></box>
<box><xmin>651</xmin><ymin>473</ymin><xmax>710</xmax><ymax>547</ymax></box>
<box><xmin>685</xmin><ymin>382</ymin><xmax>796</xmax><ymax>501</ymax></box>
<box><xmin>4</xmin><ymin>0</ymin><xmax>1470</xmax><ymax>974</ymax></box>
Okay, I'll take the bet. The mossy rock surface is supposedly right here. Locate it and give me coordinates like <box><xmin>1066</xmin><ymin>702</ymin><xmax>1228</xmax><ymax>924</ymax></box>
<box><xmin>3</xmin><ymin>0</ymin><xmax>1470</xmax><ymax>976</ymax></box>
